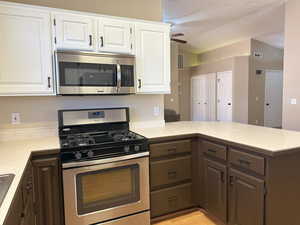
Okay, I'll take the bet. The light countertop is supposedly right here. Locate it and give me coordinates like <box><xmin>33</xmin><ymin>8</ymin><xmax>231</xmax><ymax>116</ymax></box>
<box><xmin>0</xmin><ymin>136</ymin><xmax>59</xmax><ymax>225</ymax></box>
<box><xmin>132</xmin><ymin>121</ymin><xmax>300</xmax><ymax>155</ymax></box>
<box><xmin>2</xmin><ymin>121</ymin><xmax>300</xmax><ymax>224</ymax></box>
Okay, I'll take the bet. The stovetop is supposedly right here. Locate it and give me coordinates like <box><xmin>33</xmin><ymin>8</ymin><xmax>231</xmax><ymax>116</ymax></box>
<box><xmin>60</xmin><ymin>130</ymin><xmax>146</xmax><ymax>149</ymax></box>
<box><xmin>58</xmin><ymin>108</ymin><xmax>149</xmax><ymax>164</ymax></box>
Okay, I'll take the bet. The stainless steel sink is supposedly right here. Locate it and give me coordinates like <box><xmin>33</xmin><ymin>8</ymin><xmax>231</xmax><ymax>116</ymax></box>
<box><xmin>0</xmin><ymin>174</ymin><xmax>15</xmax><ymax>207</ymax></box>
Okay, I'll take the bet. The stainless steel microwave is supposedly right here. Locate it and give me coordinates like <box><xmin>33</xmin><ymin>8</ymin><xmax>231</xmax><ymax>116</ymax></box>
<box><xmin>55</xmin><ymin>51</ymin><xmax>136</xmax><ymax>95</ymax></box>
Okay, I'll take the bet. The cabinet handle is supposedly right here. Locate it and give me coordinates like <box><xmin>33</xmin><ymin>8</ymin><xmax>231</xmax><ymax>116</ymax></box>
<box><xmin>167</xmin><ymin>148</ymin><xmax>177</xmax><ymax>154</ymax></box>
<box><xmin>47</xmin><ymin>77</ymin><xmax>51</xmax><ymax>88</ymax></box>
<box><xmin>229</xmin><ymin>175</ymin><xmax>234</xmax><ymax>186</ymax></box>
<box><xmin>89</xmin><ymin>35</ymin><xmax>93</xmax><ymax>46</ymax></box>
<box><xmin>238</xmin><ymin>159</ymin><xmax>251</xmax><ymax>166</ymax></box>
<box><xmin>138</xmin><ymin>79</ymin><xmax>142</xmax><ymax>89</ymax></box>
<box><xmin>168</xmin><ymin>170</ymin><xmax>177</xmax><ymax>179</ymax></box>
<box><xmin>100</xmin><ymin>36</ymin><xmax>104</xmax><ymax>47</ymax></box>
<box><xmin>207</xmin><ymin>149</ymin><xmax>217</xmax><ymax>154</ymax></box>
<box><xmin>220</xmin><ymin>171</ymin><xmax>225</xmax><ymax>183</ymax></box>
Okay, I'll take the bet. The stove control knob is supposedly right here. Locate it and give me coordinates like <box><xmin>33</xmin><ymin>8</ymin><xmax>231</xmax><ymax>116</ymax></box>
<box><xmin>134</xmin><ymin>145</ymin><xmax>140</xmax><ymax>152</ymax></box>
<box><xmin>124</xmin><ymin>146</ymin><xmax>130</xmax><ymax>153</ymax></box>
<box><xmin>62</xmin><ymin>142</ymin><xmax>69</xmax><ymax>148</ymax></box>
<box><xmin>87</xmin><ymin>151</ymin><xmax>94</xmax><ymax>158</ymax></box>
<box><xmin>74</xmin><ymin>152</ymin><xmax>82</xmax><ymax>160</ymax></box>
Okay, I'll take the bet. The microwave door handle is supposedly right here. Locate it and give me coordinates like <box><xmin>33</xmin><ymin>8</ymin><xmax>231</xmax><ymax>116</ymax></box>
<box><xmin>117</xmin><ymin>64</ymin><xmax>121</xmax><ymax>92</ymax></box>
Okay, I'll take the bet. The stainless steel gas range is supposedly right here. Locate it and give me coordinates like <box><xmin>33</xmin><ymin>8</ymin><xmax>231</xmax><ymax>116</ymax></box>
<box><xmin>58</xmin><ymin>107</ymin><xmax>150</xmax><ymax>225</ymax></box>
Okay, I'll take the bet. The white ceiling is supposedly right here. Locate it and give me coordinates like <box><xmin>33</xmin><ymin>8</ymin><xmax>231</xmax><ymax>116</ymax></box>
<box><xmin>163</xmin><ymin>0</ymin><xmax>285</xmax><ymax>53</ymax></box>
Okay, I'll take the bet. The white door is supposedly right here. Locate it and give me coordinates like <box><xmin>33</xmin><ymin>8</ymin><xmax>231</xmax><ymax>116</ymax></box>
<box><xmin>135</xmin><ymin>23</ymin><xmax>170</xmax><ymax>94</ymax></box>
<box><xmin>264</xmin><ymin>70</ymin><xmax>283</xmax><ymax>128</ymax></box>
<box><xmin>0</xmin><ymin>5</ymin><xmax>54</xmax><ymax>95</ymax></box>
<box><xmin>98</xmin><ymin>18</ymin><xmax>133</xmax><ymax>54</ymax></box>
<box><xmin>191</xmin><ymin>76</ymin><xmax>208</xmax><ymax>121</ymax></box>
<box><xmin>54</xmin><ymin>13</ymin><xmax>96</xmax><ymax>51</ymax></box>
<box><xmin>191</xmin><ymin>74</ymin><xmax>216</xmax><ymax>121</ymax></box>
<box><xmin>217</xmin><ymin>71</ymin><xmax>233</xmax><ymax>121</ymax></box>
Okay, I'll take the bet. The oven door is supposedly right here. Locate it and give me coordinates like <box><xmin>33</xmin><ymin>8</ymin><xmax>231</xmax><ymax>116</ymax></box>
<box><xmin>63</xmin><ymin>155</ymin><xmax>149</xmax><ymax>225</ymax></box>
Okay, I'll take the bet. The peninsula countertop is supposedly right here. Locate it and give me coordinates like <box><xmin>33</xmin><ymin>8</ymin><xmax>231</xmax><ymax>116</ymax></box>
<box><xmin>2</xmin><ymin>121</ymin><xmax>300</xmax><ymax>225</ymax></box>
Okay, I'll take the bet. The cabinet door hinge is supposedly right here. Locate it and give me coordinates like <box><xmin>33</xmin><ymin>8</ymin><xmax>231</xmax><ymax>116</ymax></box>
<box><xmin>53</xmin><ymin>19</ymin><xmax>56</xmax><ymax>26</ymax></box>
<box><xmin>54</xmin><ymin>37</ymin><xmax>57</xmax><ymax>44</ymax></box>
<box><xmin>130</xmin><ymin>27</ymin><xmax>132</xmax><ymax>34</ymax></box>
<box><xmin>130</xmin><ymin>43</ymin><xmax>133</xmax><ymax>50</ymax></box>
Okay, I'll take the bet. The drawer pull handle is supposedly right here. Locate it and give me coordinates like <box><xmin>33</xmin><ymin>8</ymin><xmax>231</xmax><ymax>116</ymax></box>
<box><xmin>229</xmin><ymin>176</ymin><xmax>234</xmax><ymax>186</ymax></box>
<box><xmin>239</xmin><ymin>159</ymin><xmax>251</xmax><ymax>166</ymax></box>
<box><xmin>220</xmin><ymin>171</ymin><xmax>225</xmax><ymax>183</ymax></box>
<box><xmin>167</xmin><ymin>148</ymin><xmax>177</xmax><ymax>154</ymax></box>
<box><xmin>208</xmin><ymin>149</ymin><xmax>217</xmax><ymax>153</ymax></box>
<box><xmin>168</xmin><ymin>196</ymin><xmax>178</xmax><ymax>201</ymax></box>
<box><xmin>168</xmin><ymin>196</ymin><xmax>178</xmax><ymax>207</ymax></box>
<box><xmin>168</xmin><ymin>171</ymin><xmax>177</xmax><ymax>179</ymax></box>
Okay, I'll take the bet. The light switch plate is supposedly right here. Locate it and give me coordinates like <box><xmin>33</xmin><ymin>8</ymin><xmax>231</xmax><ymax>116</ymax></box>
<box><xmin>291</xmin><ymin>98</ymin><xmax>297</xmax><ymax>105</ymax></box>
<box><xmin>153</xmin><ymin>106</ymin><xmax>160</xmax><ymax>116</ymax></box>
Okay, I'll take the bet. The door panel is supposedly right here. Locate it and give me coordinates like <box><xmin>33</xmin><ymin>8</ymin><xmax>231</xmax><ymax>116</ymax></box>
<box><xmin>264</xmin><ymin>70</ymin><xmax>283</xmax><ymax>128</ymax></box>
<box><xmin>54</xmin><ymin>13</ymin><xmax>96</xmax><ymax>51</ymax></box>
<box><xmin>228</xmin><ymin>169</ymin><xmax>264</xmax><ymax>225</ymax></box>
<box><xmin>33</xmin><ymin>157</ymin><xmax>63</xmax><ymax>225</ymax></box>
<box><xmin>98</xmin><ymin>19</ymin><xmax>133</xmax><ymax>54</ymax></box>
<box><xmin>135</xmin><ymin>23</ymin><xmax>170</xmax><ymax>93</ymax></box>
<box><xmin>217</xmin><ymin>71</ymin><xmax>233</xmax><ymax>121</ymax></box>
<box><xmin>0</xmin><ymin>5</ymin><xmax>54</xmax><ymax>95</ymax></box>
<box><xmin>204</xmin><ymin>159</ymin><xmax>227</xmax><ymax>223</ymax></box>
<box><xmin>191</xmin><ymin>74</ymin><xmax>216</xmax><ymax>121</ymax></box>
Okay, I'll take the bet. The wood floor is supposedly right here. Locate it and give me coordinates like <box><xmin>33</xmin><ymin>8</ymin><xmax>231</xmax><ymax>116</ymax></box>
<box><xmin>153</xmin><ymin>210</ymin><xmax>218</xmax><ymax>225</ymax></box>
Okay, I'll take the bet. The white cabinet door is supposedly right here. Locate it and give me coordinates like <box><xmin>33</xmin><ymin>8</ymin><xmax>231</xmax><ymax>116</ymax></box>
<box><xmin>135</xmin><ymin>23</ymin><xmax>170</xmax><ymax>94</ymax></box>
<box><xmin>98</xmin><ymin>18</ymin><xmax>133</xmax><ymax>54</ymax></box>
<box><xmin>54</xmin><ymin>13</ymin><xmax>96</xmax><ymax>51</ymax></box>
<box><xmin>0</xmin><ymin>5</ymin><xmax>54</xmax><ymax>95</ymax></box>
<box><xmin>217</xmin><ymin>71</ymin><xmax>233</xmax><ymax>121</ymax></box>
<box><xmin>264</xmin><ymin>70</ymin><xmax>283</xmax><ymax>128</ymax></box>
<box><xmin>191</xmin><ymin>74</ymin><xmax>216</xmax><ymax>121</ymax></box>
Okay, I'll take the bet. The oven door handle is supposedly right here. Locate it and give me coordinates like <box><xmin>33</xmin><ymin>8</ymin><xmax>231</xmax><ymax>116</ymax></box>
<box><xmin>62</xmin><ymin>152</ymin><xmax>149</xmax><ymax>169</ymax></box>
<box><xmin>117</xmin><ymin>63</ymin><xmax>121</xmax><ymax>92</ymax></box>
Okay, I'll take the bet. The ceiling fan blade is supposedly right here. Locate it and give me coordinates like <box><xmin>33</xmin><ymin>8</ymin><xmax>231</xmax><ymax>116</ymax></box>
<box><xmin>171</xmin><ymin>38</ymin><xmax>187</xmax><ymax>44</ymax></box>
<box><xmin>171</xmin><ymin>33</ymin><xmax>185</xmax><ymax>37</ymax></box>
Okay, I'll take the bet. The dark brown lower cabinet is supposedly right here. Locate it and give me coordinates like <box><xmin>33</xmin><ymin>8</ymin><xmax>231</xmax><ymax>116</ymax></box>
<box><xmin>32</xmin><ymin>156</ymin><xmax>64</xmax><ymax>225</ymax></box>
<box><xmin>203</xmin><ymin>158</ymin><xmax>227</xmax><ymax>223</ymax></box>
<box><xmin>228</xmin><ymin>169</ymin><xmax>264</xmax><ymax>225</ymax></box>
<box><xmin>4</xmin><ymin>162</ymin><xmax>34</xmax><ymax>225</ymax></box>
<box><xmin>151</xmin><ymin>183</ymin><xmax>193</xmax><ymax>217</ymax></box>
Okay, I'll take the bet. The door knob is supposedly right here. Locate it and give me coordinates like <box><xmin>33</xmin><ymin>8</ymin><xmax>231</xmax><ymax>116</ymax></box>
<box><xmin>266</xmin><ymin>103</ymin><xmax>270</xmax><ymax>106</ymax></box>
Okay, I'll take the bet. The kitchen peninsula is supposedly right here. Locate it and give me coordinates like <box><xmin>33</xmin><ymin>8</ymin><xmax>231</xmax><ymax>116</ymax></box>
<box><xmin>1</xmin><ymin>121</ymin><xmax>300</xmax><ymax>225</ymax></box>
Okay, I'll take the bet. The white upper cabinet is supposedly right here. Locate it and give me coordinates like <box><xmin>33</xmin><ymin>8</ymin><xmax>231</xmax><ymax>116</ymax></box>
<box><xmin>54</xmin><ymin>13</ymin><xmax>96</xmax><ymax>51</ymax></box>
<box><xmin>98</xmin><ymin>18</ymin><xmax>133</xmax><ymax>54</ymax></box>
<box><xmin>0</xmin><ymin>5</ymin><xmax>54</xmax><ymax>95</ymax></box>
<box><xmin>135</xmin><ymin>23</ymin><xmax>170</xmax><ymax>94</ymax></box>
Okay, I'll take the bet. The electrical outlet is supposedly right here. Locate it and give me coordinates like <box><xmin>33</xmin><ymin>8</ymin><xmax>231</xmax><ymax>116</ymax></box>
<box><xmin>153</xmin><ymin>106</ymin><xmax>160</xmax><ymax>117</ymax></box>
<box><xmin>11</xmin><ymin>113</ymin><xmax>21</xmax><ymax>124</ymax></box>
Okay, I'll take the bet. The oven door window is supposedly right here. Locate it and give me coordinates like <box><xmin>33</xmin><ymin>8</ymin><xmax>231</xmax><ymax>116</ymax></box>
<box><xmin>121</xmin><ymin>65</ymin><xmax>134</xmax><ymax>87</ymax></box>
<box><xmin>76</xmin><ymin>164</ymin><xmax>140</xmax><ymax>215</ymax></box>
<box><xmin>59</xmin><ymin>62</ymin><xmax>117</xmax><ymax>86</ymax></box>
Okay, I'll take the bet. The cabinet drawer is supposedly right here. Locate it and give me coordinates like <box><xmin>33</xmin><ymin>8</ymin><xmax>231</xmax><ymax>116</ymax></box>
<box><xmin>229</xmin><ymin>149</ymin><xmax>265</xmax><ymax>175</ymax></box>
<box><xmin>203</xmin><ymin>141</ymin><xmax>227</xmax><ymax>161</ymax></box>
<box><xmin>150</xmin><ymin>140</ymin><xmax>191</xmax><ymax>158</ymax></box>
<box><xmin>151</xmin><ymin>183</ymin><xmax>193</xmax><ymax>217</ymax></box>
<box><xmin>151</xmin><ymin>156</ymin><xmax>191</xmax><ymax>188</ymax></box>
